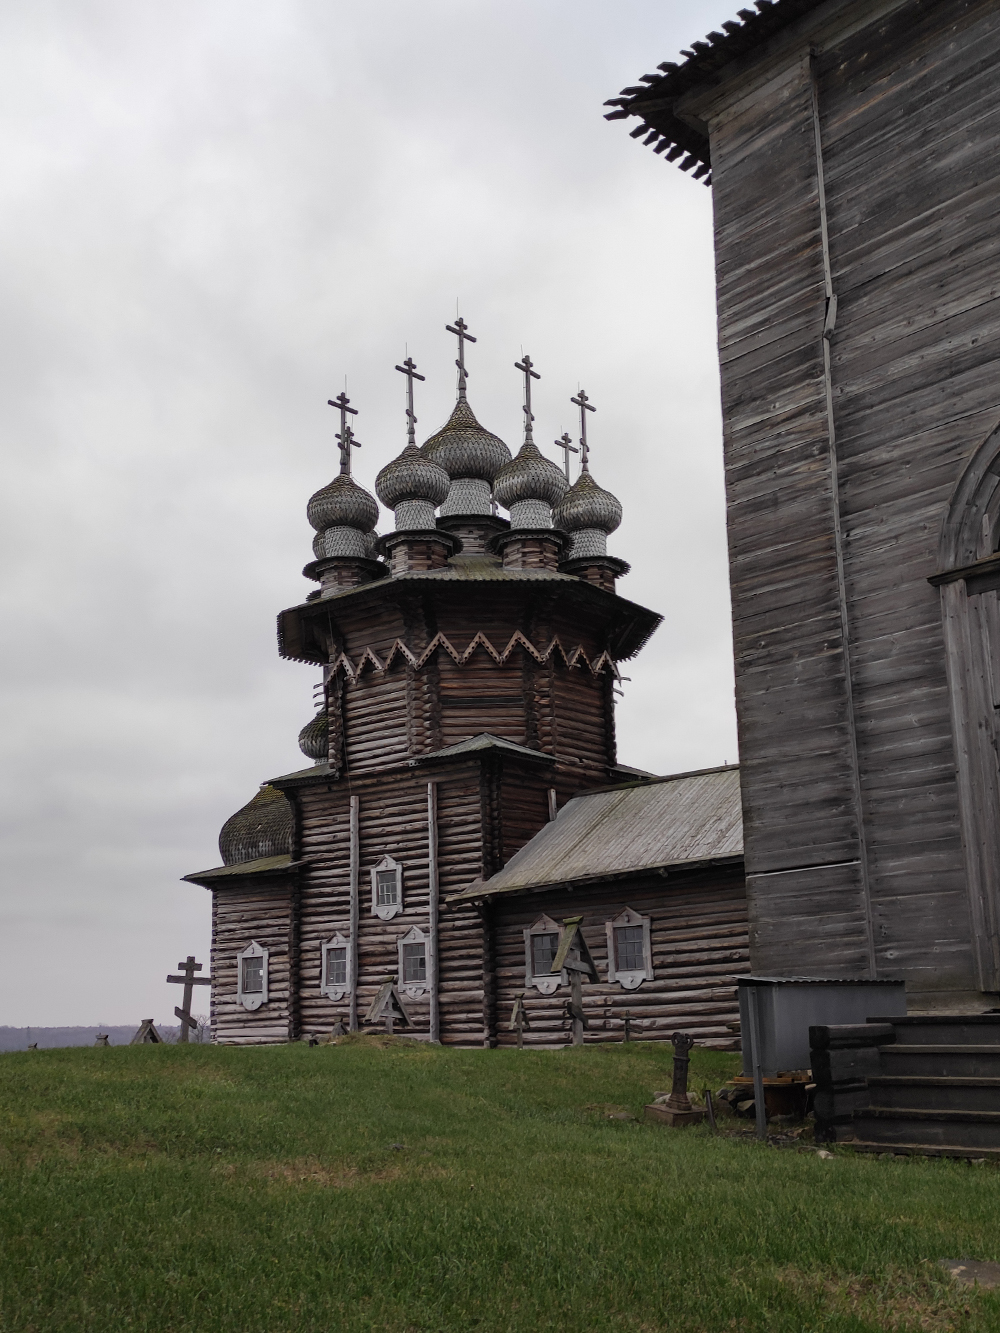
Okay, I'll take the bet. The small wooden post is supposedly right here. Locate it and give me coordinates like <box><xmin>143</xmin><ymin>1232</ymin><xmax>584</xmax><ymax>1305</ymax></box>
<box><xmin>349</xmin><ymin>795</ymin><xmax>360</xmax><ymax>1032</ymax></box>
<box><xmin>623</xmin><ymin>1010</ymin><xmax>631</xmax><ymax>1043</ymax></box>
<box><xmin>427</xmin><ymin>781</ymin><xmax>440</xmax><ymax>1043</ymax></box>
<box><xmin>166</xmin><ymin>956</ymin><xmax>211</xmax><ymax>1042</ymax></box>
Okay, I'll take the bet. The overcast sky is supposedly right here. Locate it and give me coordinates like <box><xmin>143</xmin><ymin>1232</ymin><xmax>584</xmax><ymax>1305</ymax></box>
<box><xmin>0</xmin><ymin>0</ymin><xmax>736</xmax><ymax>1026</ymax></box>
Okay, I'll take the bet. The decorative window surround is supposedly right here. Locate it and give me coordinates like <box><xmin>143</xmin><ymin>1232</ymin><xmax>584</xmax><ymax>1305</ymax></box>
<box><xmin>237</xmin><ymin>940</ymin><xmax>269</xmax><ymax>1011</ymax></box>
<box><xmin>606</xmin><ymin>908</ymin><xmax>653</xmax><ymax>990</ymax></box>
<box><xmin>371</xmin><ymin>855</ymin><xmax>403</xmax><ymax>920</ymax></box>
<box><xmin>524</xmin><ymin>913</ymin><xmax>565</xmax><ymax>995</ymax></box>
<box><xmin>322</xmin><ymin>932</ymin><xmax>351</xmax><ymax>1002</ymax></box>
<box><xmin>398</xmin><ymin>925</ymin><xmax>428</xmax><ymax>998</ymax></box>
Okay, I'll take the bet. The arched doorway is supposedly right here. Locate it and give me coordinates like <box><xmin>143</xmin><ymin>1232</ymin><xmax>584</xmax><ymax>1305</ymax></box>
<box><xmin>935</xmin><ymin>422</ymin><xmax>1000</xmax><ymax>993</ymax></box>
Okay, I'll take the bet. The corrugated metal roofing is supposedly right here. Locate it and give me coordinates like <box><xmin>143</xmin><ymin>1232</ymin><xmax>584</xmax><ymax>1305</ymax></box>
<box><xmin>451</xmin><ymin>765</ymin><xmax>743</xmax><ymax>901</ymax></box>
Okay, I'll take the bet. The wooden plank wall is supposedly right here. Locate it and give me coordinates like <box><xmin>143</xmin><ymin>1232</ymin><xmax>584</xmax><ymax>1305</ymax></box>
<box><xmin>211</xmin><ymin>882</ymin><xmax>296</xmax><ymax>1045</ymax></box>
<box><xmin>491</xmin><ymin>867</ymin><xmax>749</xmax><ymax>1047</ymax></box>
<box><xmin>708</xmin><ymin>0</ymin><xmax>1000</xmax><ymax>995</ymax></box>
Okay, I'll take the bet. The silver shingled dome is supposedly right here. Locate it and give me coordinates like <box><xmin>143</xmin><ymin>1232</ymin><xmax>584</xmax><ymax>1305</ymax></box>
<box><xmin>375</xmin><ymin>443</ymin><xmax>450</xmax><ymax>510</ymax></box>
<box><xmin>494</xmin><ymin>440</ymin><xmax>568</xmax><ymax>510</ymax></box>
<box><xmin>421</xmin><ymin>398</ymin><xmax>511</xmax><ymax>481</ymax></box>
<box><xmin>553</xmin><ymin>470</ymin><xmax>622</xmax><ymax>535</ymax></box>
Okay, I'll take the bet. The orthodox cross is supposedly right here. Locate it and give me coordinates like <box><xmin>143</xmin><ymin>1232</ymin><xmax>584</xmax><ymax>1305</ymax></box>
<box><xmin>556</xmin><ymin>431</ymin><xmax>578</xmax><ymax>482</ymax></box>
<box><xmin>515</xmin><ymin>354</ymin><xmax>540</xmax><ymax>444</ymax></box>
<box><xmin>395</xmin><ymin>356</ymin><xmax>426</xmax><ymax>448</ymax></box>
<box><xmin>445</xmin><ymin>317</ymin><xmax>476</xmax><ymax>399</ymax></box>
<box><xmin>327</xmin><ymin>391</ymin><xmax>360</xmax><ymax>476</ymax></box>
<box><xmin>166</xmin><ymin>955</ymin><xmax>211</xmax><ymax>1043</ymax></box>
<box><xmin>570</xmin><ymin>388</ymin><xmax>596</xmax><ymax>471</ymax></box>
<box><xmin>551</xmin><ymin>916</ymin><xmax>598</xmax><ymax>1046</ymax></box>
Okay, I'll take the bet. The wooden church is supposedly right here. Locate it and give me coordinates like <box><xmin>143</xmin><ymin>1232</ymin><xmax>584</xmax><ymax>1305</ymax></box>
<box><xmin>183</xmin><ymin>328</ymin><xmax>750</xmax><ymax>1045</ymax></box>
<box><xmin>607</xmin><ymin>0</ymin><xmax>1000</xmax><ymax>1011</ymax></box>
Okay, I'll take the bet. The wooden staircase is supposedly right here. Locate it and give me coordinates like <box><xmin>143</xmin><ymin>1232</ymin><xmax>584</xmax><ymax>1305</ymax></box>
<box><xmin>810</xmin><ymin>1016</ymin><xmax>1000</xmax><ymax>1159</ymax></box>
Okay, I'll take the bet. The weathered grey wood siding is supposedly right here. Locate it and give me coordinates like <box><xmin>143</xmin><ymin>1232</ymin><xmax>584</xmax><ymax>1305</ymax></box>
<box><xmin>491</xmin><ymin>867</ymin><xmax>748</xmax><ymax>1047</ymax></box>
<box><xmin>211</xmin><ymin>881</ymin><xmax>297</xmax><ymax>1045</ymax></box>
<box><xmin>705</xmin><ymin>0</ymin><xmax>1000</xmax><ymax>997</ymax></box>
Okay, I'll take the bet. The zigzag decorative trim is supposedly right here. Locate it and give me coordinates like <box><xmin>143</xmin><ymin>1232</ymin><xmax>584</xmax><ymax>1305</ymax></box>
<box><xmin>329</xmin><ymin>631</ymin><xmax>620</xmax><ymax>682</ymax></box>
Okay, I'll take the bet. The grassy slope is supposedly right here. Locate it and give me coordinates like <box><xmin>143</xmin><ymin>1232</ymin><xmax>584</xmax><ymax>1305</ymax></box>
<box><xmin>1</xmin><ymin>1039</ymin><xmax>998</xmax><ymax>1333</ymax></box>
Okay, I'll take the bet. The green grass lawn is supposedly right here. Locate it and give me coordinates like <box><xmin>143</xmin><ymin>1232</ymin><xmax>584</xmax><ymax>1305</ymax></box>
<box><xmin>1</xmin><ymin>1037</ymin><xmax>998</xmax><ymax>1333</ymax></box>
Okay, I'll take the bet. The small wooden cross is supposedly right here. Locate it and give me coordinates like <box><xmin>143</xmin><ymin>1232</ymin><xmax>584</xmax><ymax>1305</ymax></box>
<box><xmin>515</xmin><ymin>354</ymin><xmax>540</xmax><ymax>443</ymax></box>
<box><xmin>570</xmin><ymin>389</ymin><xmax>596</xmax><ymax>471</ymax></box>
<box><xmin>508</xmin><ymin>992</ymin><xmax>531</xmax><ymax>1049</ymax></box>
<box><xmin>327</xmin><ymin>390</ymin><xmax>361</xmax><ymax>476</ymax></box>
<box><xmin>556</xmin><ymin>432</ymin><xmax>578</xmax><ymax>482</ymax></box>
<box><xmin>395</xmin><ymin>356</ymin><xmax>426</xmax><ymax>449</ymax></box>
<box><xmin>446</xmin><ymin>316</ymin><xmax>476</xmax><ymax>397</ymax></box>
<box><xmin>552</xmin><ymin>917</ymin><xmax>598</xmax><ymax>1047</ymax></box>
<box><xmin>166</xmin><ymin>956</ymin><xmax>211</xmax><ymax>1043</ymax></box>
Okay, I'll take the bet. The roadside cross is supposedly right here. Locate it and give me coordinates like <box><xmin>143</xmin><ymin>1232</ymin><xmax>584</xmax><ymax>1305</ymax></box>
<box><xmin>327</xmin><ymin>391</ymin><xmax>361</xmax><ymax>476</ymax></box>
<box><xmin>166</xmin><ymin>956</ymin><xmax>211</xmax><ymax>1043</ymax></box>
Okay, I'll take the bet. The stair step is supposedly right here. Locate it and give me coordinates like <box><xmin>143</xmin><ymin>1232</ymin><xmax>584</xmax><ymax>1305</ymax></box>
<box><xmin>879</xmin><ymin>1045</ymin><xmax>1000</xmax><ymax>1077</ymax></box>
<box><xmin>843</xmin><ymin>1140</ymin><xmax>1000</xmax><ymax>1161</ymax></box>
<box><xmin>868</xmin><ymin>1075</ymin><xmax>1000</xmax><ymax>1113</ymax></box>
<box><xmin>852</xmin><ymin>1106</ymin><xmax>1000</xmax><ymax>1150</ymax></box>
<box><xmin>869</xmin><ymin>1015</ymin><xmax>1000</xmax><ymax>1045</ymax></box>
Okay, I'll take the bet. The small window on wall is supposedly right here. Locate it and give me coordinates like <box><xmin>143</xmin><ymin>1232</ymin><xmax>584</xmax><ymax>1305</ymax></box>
<box><xmin>523</xmin><ymin>914</ymin><xmax>565</xmax><ymax>995</ymax></box>
<box><xmin>605</xmin><ymin>908</ymin><xmax>653</xmax><ymax>990</ymax></box>
<box><xmin>371</xmin><ymin>855</ymin><xmax>403</xmax><ymax>920</ymax></box>
<box><xmin>237</xmin><ymin>940</ymin><xmax>269</xmax><ymax>1011</ymax></box>
<box><xmin>398</xmin><ymin>925</ymin><xmax>428</xmax><ymax>998</ymax></box>
<box><xmin>322</xmin><ymin>932</ymin><xmax>351</xmax><ymax>1002</ymax></box>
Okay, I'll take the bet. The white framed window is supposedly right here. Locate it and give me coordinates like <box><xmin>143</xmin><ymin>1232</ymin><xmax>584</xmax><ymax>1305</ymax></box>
<box><xmin>237</xmin><ymin>940</ymin><xmax>269</xmax><ymax>1011</ymax></box>
<box><xmin>322</xmin><ymin>932</ymin><xmax>351</xmax><ymax>1002</ymax></box>
<box><xmin>370</xmin><ymin>854</ymin><xmax>403</xmax><ymax>920</ymax></box>
<box><xmin>397</xmin><ymin>925</ymin><xmax>428</xmax><ymax>998</ymax></box>
<box><xmin>605</xmin><ymin>907</ymin><xmax>653</xmax><ymax>990</ymax></box>
<box><xmin>523</xmin><ymin>913</ymin><xmax>565</xmax><ymax>995</ymax></box>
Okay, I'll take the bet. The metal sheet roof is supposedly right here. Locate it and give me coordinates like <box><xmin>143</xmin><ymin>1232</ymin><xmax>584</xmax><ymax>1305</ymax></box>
<box><xmin>451</xmin><ymin>765</ymin><xmax>743</xmax><ymax>901</ymax></box>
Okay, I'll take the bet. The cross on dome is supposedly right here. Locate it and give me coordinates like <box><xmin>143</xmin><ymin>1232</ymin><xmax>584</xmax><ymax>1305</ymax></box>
<box><xmin>515</xmin><ymin>354</ymin><xmax>540</xmax><ymax>444</ymax></box>
<box><xmin>445</xmin><ymin>317</ymin><xmax>477</xmax><ymax>400</ymax></box>
<box><xmin>394</xmin><ymin>356</ymin><xmax>426</xmax><ymax>448</ymax></box>
<box><xmin>556</xmin><ymin>431</ymin><xmax>578</xmax><ymax>481</ymax></box>
<box><xmin>570</xmin><ymin>388</ymin><xmax>596</xmax><ymax>471</ymax></box>
<box><xmin>327</xmin><ymin>391</ymin><xmax>361</xmax><ymax>476</ymax></box>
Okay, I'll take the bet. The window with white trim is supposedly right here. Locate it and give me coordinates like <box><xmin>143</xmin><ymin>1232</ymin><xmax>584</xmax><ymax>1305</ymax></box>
<box><xmin>523</xmin><ymin>913</ymin><xmax>565</xmax><ymax>995</ymax></box>
<box><xmin>371</xmin><ymin>855</ymin><xmax>403</xmax><ymax>920</ymax></box>
<box><xmin>605</xmin><ymin>907</ymin><xmax>653</xmax><ymax>990</ymax></box>
<box><xmin>322</xmin><ymin>932</ymin><xmax>351</xmax><ymax>1001</ymax></box>
<box><xmin>397</xmin><ymin>925</ymin><xmax>428</xmax><ymax>998</ymax></box>
<box><xmin>237</xmin><ymin>940</ymin><xmax>269</xmax><ymax>1011</ymax></box>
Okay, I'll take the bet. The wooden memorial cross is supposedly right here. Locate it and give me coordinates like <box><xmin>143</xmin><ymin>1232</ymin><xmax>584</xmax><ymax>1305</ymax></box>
<box><xmin>130</xmin><ymin>1019</ymin><xmax>164</xmax><ymax>1045</ymax></box>
<box><xmin>364</xmin><ymin>977</ymin><xmax>413</xmax><ymax>1036</ymax></box>
<box><xmin>327</xmin><ymin>390</ymin><xmax>361</xmax><ymax>476</ymax></box>
<box><xmin>556</xmin><ymin>431</ymin><xmax>578</xmax><ymax>482</ymax></box>
<box><xmin>570</xmin><ymin>388</ymin><xmax>596</xmax><ymax>471</ymax></box>
<box><xmin>551</xmin><ymin>916</ymin><xmax>598</xmax><ymax>1047</ymax></box>
<box><xmin>508</xmin><ymin>992</ymin><xmax>531</xmax><ymax>1049</ymax></box>
<box><xmin>445</xmin><ymin>316</ymin><xmax>476</xmax><ymax>397</ymax></box>
<box><xmin>166</xmin><ymin>956</ymin><xmax>211</xmax><ymax>1043</ymax></box>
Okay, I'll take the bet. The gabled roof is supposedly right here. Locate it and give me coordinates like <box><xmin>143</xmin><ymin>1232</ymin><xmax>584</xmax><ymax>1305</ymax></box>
<box><xmin>448</xmin><ymin>765</ymin><xmax>743</xmax><ymax>902</ymax></box>
<box><xmin>604</xmin><ymin>0</ymin><xmax>828</xmax><ymax>180</ymax></box>
<box><xmin>182</xmin><ymin>853</ymin><xmax>304</xmax><ymax>888</ymax></box>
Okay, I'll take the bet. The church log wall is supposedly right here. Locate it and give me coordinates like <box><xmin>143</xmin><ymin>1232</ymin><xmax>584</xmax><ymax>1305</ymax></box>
<box><xmin>490</xmin><ymin>866</ymin><xmax>749</xmax><ymax>1047</ymax></box>
<box><xmin>702</xmin><ymin>0</ymin><xmax>1000</xmax><ymax>999</ymax></box>
<box><xmin>211</xmin><ymin>882</ymin><xmax>297</xmax><ymax>1045</ymax></box>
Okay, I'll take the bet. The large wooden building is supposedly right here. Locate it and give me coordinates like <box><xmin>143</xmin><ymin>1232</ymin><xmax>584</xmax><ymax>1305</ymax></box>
<box><xmin>183</xmin><ymin>345</ymin><xmax>750</xmax><ymax>1045</ymax></box>
<box><xmin>607</xmin><ymin>0</ymin><xmax>1000</xmax><ymax>1009</ymax></box>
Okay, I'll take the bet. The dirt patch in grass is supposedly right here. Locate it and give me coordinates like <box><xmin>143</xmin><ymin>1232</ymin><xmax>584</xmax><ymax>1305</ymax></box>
<box><xmin>777</xmin><ymin>1264</ymin><xmax>981</xmax><ymax>1331</ymax></box>
<box><xmin>218</xmin><ymin>1156</ymin><xmax>453</xmax><ymax>1190</ymax></box>
<box><xmin>583</xmin><ymin>1103</ymin><xmax>637</xmax><ymax>1121</ymax></box>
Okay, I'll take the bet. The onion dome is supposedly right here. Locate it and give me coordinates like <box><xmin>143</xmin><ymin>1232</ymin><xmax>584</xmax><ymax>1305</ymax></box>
<box><xmin>298</xmin><ymin>710</ymin><xmax>328</xmax><ymax>762</ymax></box>
<box><xmin>494</xmin><ymin>440</ymin><xmax>568</xmax><ymax>512</ymax></box>
<box><xmin>218</xmin><ymin>785</ymin><xmax>293</xmax><ymax>866</ymax></box>
<box><xmin>421</xmin><ymin>399</ymin><xmax>510</xmax><ymax>482</ymax></box>
<box><xmin>306</xmin><ymin>474</ymin><xmax>378</xmax><ymax>534</ymax></box>
<box><xmin>375</xmin><ymin>444</ymin><xmax>450</xmax><ymax>511</ymax></box>
<box><xmin>553</xmin><ymin>470</ymin><xmax>622</xmax><ymax>536</ymax></box>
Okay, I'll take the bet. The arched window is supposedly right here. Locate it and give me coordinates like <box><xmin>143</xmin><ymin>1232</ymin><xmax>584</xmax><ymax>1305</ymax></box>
<box><xmin>605</xmin><ymin>907</ymin><xmax>653</xmax><ymax>989</ymax></box>
<box><xmin>370</xmin><ymin>855</ymin><xmax>403</xmax><ymax>920</ymax></box>
<box><xmin>322</xmin><ymin>932</ymin><xmax>351</xmax><ymax>1002</ymax></box>
<box><xmin>397</xmin><ymin>925</ymin><xmax>428</xmax><ymax>998</ymax></box>
<box><xmin>523</xmin><ymin>914</ymin><xmax>565</xmax><ymax>995</ymax></box>
<box><xmin>237</xmin><ymin>940</ymin><xmax>268</xmax><ymax>1011</ymax></box>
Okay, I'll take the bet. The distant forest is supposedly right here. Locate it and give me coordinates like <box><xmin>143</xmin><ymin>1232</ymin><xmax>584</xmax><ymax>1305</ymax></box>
<box><xmin>0</xmin><ymin>1024</ymin><xmax>209</xmax><ymax>1051</ymax></box>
